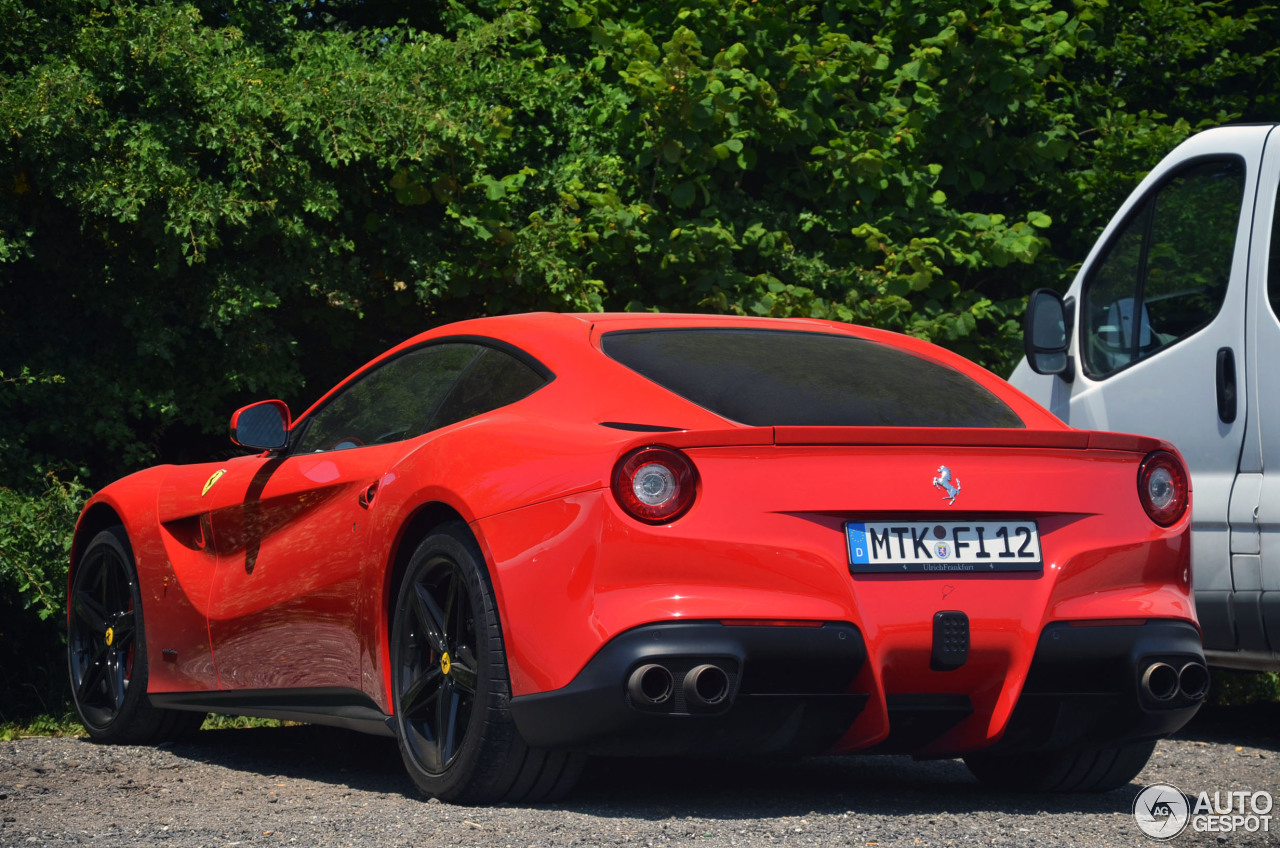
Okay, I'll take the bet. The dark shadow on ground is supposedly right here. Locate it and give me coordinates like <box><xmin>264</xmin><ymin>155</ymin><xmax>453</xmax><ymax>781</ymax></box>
<box><xmin>150</xmin><ymin>717</ymin><xmax>1225</xmax><ymax>819</ymax></box>
<box><xmin>1171</xmin><ymin>700</ymin><xmax>1280</xmax><ymax>751</ymax></box>
<box><xmin>164</xmin><ymin>724</ymin><xmax>412</xmax><ymax>797</ymax></box>
<box><xmin>151</xmin><ymin>702</ymin><xmax>1278</xmax><ymax>818</ymax></box>
<box><xmin>569</xmin><ymin>752</ymin><xmax>1122</xmax><ymax>817</ymax></box>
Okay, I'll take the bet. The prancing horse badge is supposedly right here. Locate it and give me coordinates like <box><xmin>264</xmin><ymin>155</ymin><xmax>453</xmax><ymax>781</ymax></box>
<box><xmin>932</xmin><ymin>465</ymin><xmax>961</xmax><ymax>504</ymax></box>
<box><xmin>202</xmin><ymin>468</ymin><xmax>227</xmax><ymax>497</ymax></box>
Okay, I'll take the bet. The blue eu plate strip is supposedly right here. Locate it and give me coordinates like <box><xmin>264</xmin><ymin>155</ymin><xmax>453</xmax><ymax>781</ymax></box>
<box><xmin>846</xmin><ymin>522</ymin><xmax>869</xmax><ymax>564</ymax></box>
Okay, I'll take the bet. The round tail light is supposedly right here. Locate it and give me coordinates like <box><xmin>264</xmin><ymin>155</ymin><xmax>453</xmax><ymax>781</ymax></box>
<box><xmin>611</xmin><ymin>446</ymin><xmax>697</xmax><ymax>524</ymax></box>
<box><xmin>1138</xmin><ymin>450</ymin><xmax>1189</xmax><ymax>526</ymax></box>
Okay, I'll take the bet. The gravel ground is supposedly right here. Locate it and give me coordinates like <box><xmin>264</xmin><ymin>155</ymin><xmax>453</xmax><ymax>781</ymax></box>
<box><xmin>2</xmin><ymin>704</ymin><xmax>1277</xmax><ymax>848</ymax></box>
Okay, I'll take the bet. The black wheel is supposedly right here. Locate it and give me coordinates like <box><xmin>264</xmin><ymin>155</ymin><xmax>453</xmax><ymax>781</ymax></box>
<box><xmin>963</xmin><ymin>740</ymin><xmax>1157</xmax><ymax>793</ymax></box>
<box><xmin>390</xmin><ymin>523</ymin><xmax>583</xmax><ymax>803</ymax></box>
<box><xmin>68</xmin><ymin>527</ymin><xmax>205</xmax><ymax>743</ymax></box>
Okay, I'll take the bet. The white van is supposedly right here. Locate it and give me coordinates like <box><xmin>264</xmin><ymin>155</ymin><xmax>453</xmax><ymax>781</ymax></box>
<box><xmin>1011</xmin><ymin>124</ymin><xmax>1280</xmax><ymax>671</ymax></box>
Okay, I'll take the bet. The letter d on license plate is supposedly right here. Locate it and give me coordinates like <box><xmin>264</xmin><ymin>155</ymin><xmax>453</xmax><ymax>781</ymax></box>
<box><xmin>846</xmin><ymin>520</ymin><xmax>1042</xmax><ymax>574</ymax></box>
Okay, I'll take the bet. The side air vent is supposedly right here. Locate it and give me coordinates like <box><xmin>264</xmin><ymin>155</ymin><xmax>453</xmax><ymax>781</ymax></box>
<box><xmin>599</xmin><ymin>422</ymin><xmax>684</xmax><ymax>432</ymax></box>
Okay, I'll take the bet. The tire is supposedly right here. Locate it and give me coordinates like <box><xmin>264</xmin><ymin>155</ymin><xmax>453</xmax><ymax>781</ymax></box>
<box><xmin>963</xmin><ymin>740</ymin><xmax>1157</xmax><ymax>793</ymax></box>
<box><xmin>390</xmin><ymin>522</ymin><xmax>584</xmax><ymax>803</ymax></box>
<box><xmin>67</xmin><ymin>527</ymin><xmax>205</xmax><ymax>743</ymax></box>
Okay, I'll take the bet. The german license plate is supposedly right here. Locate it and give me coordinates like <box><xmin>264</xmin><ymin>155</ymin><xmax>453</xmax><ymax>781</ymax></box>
<box><xmin>846</xmin><ymin>520</ymin><xmax>1042</xmax><ymax>574</ymax></box>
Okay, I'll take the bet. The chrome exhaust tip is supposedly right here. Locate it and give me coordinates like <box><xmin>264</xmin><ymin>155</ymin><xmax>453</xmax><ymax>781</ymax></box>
<box><xmin>1141</xmin><ymin>662</ymin><xmax>1180</xmax><ymax>701</ymax></box>
<box><xmin>683</xmin><ymin>663</ymin><xmax>730</xmax><ymax>707</ymax></box>
<box><xmin>627</xmin><ymin>663</ymin><xmax>674</xmax><ymax>706</ymax></box>
<box><xmin>1177</xmin><ymin>661</ymin><xmax>1210</xmax><ymax>701</ymax></box>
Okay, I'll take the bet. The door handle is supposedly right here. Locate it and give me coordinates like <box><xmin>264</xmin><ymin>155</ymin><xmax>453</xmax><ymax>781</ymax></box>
<box><xmin>1216</xmin><ymin>347</ymin><xmax>1237</xmax><ymax>424</ymax></box>
<box><xmin>358</xmin><ymin>482</ymin><xmax>379</xmax><ymax>509</ymax></box>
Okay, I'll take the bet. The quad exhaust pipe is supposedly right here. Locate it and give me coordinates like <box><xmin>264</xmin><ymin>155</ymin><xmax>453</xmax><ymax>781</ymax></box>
<box><xmin>1141</xmin><ymin>660</ymin><xmax>1210</xmax><ymax>702</ymax></box>
<box><xmin>626</xmin><ymin>661</ymin><xmax>734</xmax><ymax>710</ymax></box>
<box><xmin>683</xmin><ymin>663</ymin><xmax>730</xmax><ymax>707</ymax></box>
<box><xmin>1176</xmin><ymin>661</ymin><xmax>1210</xmax><ymax>700</ymax></box>
<box><xmin>627</xmin><ymin>663</ymin><xmax>674</xmax><ymax>706</ymax></box>
<box><xmin>1142</xmin><ymin>662</ymin><xmax>1179</xmax><ymax>701</ymax></box>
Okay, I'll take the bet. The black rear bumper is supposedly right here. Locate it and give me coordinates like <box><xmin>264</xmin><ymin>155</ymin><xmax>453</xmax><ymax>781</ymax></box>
<box><xmin>981</xmin><ymin>619</ymin><xmax>1206</xmax><ymax>754</ymax></box>
<box><xmin>509</xmin><ymin>621</ymin><xmax>868</xmax><ymax>756</ymax></box>
<box><xmin>507</xmin><ymin>618</ymin><xmax>1205</xmax><ymax>758</ymax></box>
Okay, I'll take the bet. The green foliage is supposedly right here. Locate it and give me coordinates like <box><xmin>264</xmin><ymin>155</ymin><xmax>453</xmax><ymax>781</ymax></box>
<box><xmin>1020</xmin><ymin>0</ymin><xmax>1280</xmax><ymax>273</ymax></box>
<box><xmin>200</xmin><ymin>714</ymin><xmax>288</xmax><ymax>730</ymax></box>
<box><xmin>0</xmin><ymin>713</ymin><xmax>84</xmax><ymax>741</ymax></box>
<box><xmin>0</xmin><ymin>713</ymin><xmax>285</xmax><ymax>740</ymax></box>
<box><xmin>0</xmin><ymin>0</ymin><xmax>1276</xmax><ymax>488</ymax></box>
<box><xmin>0</xmin><ymin>474</ymin><xmax>88</xmax><ymax>720</ymax></box>
<box><xmin>1208</xmin><ymin>670</ymin><xmax>1280</xmax><ymax>707</ymax></box>
<box><xmin>0</xmin><ymin>473</ymin><xmax>87</xmax><ymax>621</ymax></box>
<box><xmin>1</xmin><ymin>0</ymin><xmax>1279</xmax><ymax>723</ymax></box>
<box><xmin>544</xmin><ymin>0</ymin><xmax>1072</xmax><ymax>372</ymax></box>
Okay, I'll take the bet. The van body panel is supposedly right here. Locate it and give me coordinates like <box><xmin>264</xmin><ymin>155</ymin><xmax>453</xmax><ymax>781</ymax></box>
<box><xmin>1011</xmin><ymin>124</ymin><xmax>1280</xmax><ymax>669</ymax></box>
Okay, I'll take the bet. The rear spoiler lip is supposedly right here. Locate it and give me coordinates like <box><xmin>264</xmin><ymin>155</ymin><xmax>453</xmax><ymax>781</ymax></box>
<box><xmin>774</xmin><ymin>426</ymin><xmax>1091</xmax><ymax>449</ymax></box>
<box><xmin>640</xmin><ymin>426</ymin><xmax>1176</xmax><ymax>455</ymax></box>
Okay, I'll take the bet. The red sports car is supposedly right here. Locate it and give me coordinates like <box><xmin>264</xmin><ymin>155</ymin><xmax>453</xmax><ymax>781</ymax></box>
<box><xmin>67</xmin><ymin>313</ymin><xmax>1206</xmax><ymax>803</ymax></box>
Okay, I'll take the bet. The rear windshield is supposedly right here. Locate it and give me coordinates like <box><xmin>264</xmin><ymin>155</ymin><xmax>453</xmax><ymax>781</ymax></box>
<box><xmin>601</xmin><ymin>329</ymin><xmax>1024</xmax><ymax>428</ymax></box>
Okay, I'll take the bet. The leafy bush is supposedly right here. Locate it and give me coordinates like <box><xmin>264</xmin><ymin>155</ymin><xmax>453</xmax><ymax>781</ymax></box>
<box><xmin>0</xmin><ymin>473</ymin><xmax>89</xmax><ymax>720</ymax></box>
<box><xmin>1208</xmin><ymin>669</ymin><xmax>1280</xmax><ymax>707</ymax></box>
<box><xmin>0</xmin><ymin>714</ymin><xmax>84</xmax><ymax>741</ymax></box>
<box><xmin>1</xmin><ymin>0</ymin><xmax>1279</xmax><ymax>725</ymax></box>
<box><xmin>4</xmin><ymin>0</ymin><xmax>1275</xmax><ymax>488</ymax></box>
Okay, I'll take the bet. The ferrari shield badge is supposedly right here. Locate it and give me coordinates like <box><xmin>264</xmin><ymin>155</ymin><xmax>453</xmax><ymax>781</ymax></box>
<box><xmin>202</xmin><ymin>469</ymin><xmax>227</xmax><ymax>497</ymax></box>
<box><xmin>932</xmin><ymin>466</ymin><xmax>961</xmax><ymax>504</ymax></box>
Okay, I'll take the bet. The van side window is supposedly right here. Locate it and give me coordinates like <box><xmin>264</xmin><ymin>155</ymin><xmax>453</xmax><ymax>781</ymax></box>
<box><xmin>1081</xmin><ymin>159</ymin><xmax>1244</xmax><ymax>379</ymax></box>
<box><xmin>1269</xmin><ymin>186</ymin><xmax>1280</xmax><ymax>321</ymax></box>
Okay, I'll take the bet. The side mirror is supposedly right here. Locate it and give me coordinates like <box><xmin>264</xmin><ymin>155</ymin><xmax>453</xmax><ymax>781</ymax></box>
<box><xmin>230</xmin><ymin>400</ymin><xmax>291</xmax><ymax>451</ymax></box>
<box><xmin>1024</xmin><ymin>288</ymin><xmax>1075</xmax><ymax>381</ymax></box>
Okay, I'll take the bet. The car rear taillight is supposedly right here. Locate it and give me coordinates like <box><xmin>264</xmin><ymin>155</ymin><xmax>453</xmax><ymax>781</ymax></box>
<box><xmin>611</xmin><ymin>446</ymin><xmax>697</xmax><ymax>524</ymax></box>
<box><xmin>1138</xmin><ymin>450</ymin><xmax>1189</xmax><ymax>526</ymax></box>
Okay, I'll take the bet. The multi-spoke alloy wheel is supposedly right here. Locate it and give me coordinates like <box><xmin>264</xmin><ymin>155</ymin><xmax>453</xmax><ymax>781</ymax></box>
<box><xmin>67</xmin><ymin>527</ymin><xmax>204</xmax><ymax>744</ymax></box>
<box><xmin>68</xmin><ymin>531</ymin><xmax>138</xmax><ymax>729</ymax></box>
<box><xmin>396</xmin><ymin>552</ymin><xmax>480</xmax><ymax>774</ymax></box>
<box><xmin>390</xmin><ymin>523</ymin><xmax>584</xmax><ymax>803</ymax></box>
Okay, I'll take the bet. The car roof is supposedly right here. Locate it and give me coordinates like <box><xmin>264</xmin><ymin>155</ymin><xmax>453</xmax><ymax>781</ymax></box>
<box><xmin>298</xmin><ymin>312</ymin><xmax>1065</xmax><ymax>432</ymax></box>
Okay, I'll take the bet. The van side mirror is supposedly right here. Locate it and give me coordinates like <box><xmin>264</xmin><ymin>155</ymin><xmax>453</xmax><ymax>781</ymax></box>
<box><xmin>1024</xmin><ymin>288</ymin><xmax>1075</xmax><ymax>381</ymax></box>
<box><xmin>230</xmin><ymin>400</ymin><xmax>291</xmax><ymax>451</ymax></box>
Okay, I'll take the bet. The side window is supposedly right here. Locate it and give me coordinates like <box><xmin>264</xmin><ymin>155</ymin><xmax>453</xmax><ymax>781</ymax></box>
<box><xmin>1082</xmin><ymin>159</ymin><xmax>1244</xmax><ymax>379</ymax></box>
<box><xmin>429</xmin><ymin>346</ymin><xmax>547</xmax><ymax>430</ymax></box>
<box><xmin>294</xmin><ymin>344</ymin><xmax>482</xmax><ymax>452</ymax></box>
<box><xmin>1269</xmin><ymin>186</ymin><xmax>1280</xmax><ymax>321</ymax></box>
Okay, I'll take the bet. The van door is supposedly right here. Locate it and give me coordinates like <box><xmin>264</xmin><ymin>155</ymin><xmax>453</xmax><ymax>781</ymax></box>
<box><xmin>1036</xmin><ymin>132</ymin><xmax>1270</xmax><ymax>657</ymax></box>
<box><xmin>1239</xmin><ymin>128</ymin><xmax>1280</xmax><ymax>667</ymax></box>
